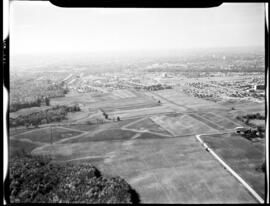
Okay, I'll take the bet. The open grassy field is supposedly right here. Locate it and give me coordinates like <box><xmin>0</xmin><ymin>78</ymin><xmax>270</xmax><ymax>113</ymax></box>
<box><xmin>10</xmin><ymin>86</ymin><xmax>264</xmax><ymax>203</ymax></box>
<box><xmin>10</xmin><ymin>139</ymin><xmax>39</xmax><ymax>158</ymax></box>
<box><xmin>88</xmin><ymin>97</ymin><xmax>160</xmax><ymax>112</ymax></box>
<box><xmin>193</xmin><ymin>112</ymin><xmax>242</xmax><ymax>130</ymax></box>
<box><xmin>151</xmin><ymin>114</ymin><xmax>218</xmax><ymax>136</ymax></box>
<box><xmin>200</xmin><ymin>133</ymin><xmax>265</xmax><ymax>199</ymax></box>
<box><xmin>124</xmin><ymin>117</ymin><xmax>172</xmax><ymax>136</ymax></box>
<box><xmin>111</xmin><ymin>89</ymin><xmax>138</xmax><ymax>99</ymax></box>
<box><xmin>31</xmin><ymin>140</ymin><xmax>123</xmax><ymax>162</ymax></box>
<box><xmin>31</xmin><ymin>132</ymin><xmax>257</xmax><ymax>203</ymax></box>
<box><xmin>66</xmin><ymin>111</ymin><xmax>92</xmax><ymax>122</ymax></box>
<box><xmin>12</xmin><ymin>127</ymin><xmax>82</xmax><ymax>143</ymax></box>
<box><xmin>249</xmin><ymin>119</ymin><xmax>265</xmax><ymax>127</ymax></box>
<box><xmin>9</xmin><ymin>127</ymin><xmax>37</xmax><ymax>136</ymax></box>
<box><xmin>107</xmin><ymin>105</ymin><xmax>176</xmax><ymax>120</ymax></box>
<box><xmin>222</xmin><ymin>102</ymin><xmax>265</xmax><ymax>113</ymax></box>
<box><xmin>152</xmin><ymin>88</ymin><xmax>229</xmax><ymax>112</ymax></box>
<box><xmin>51</xmin><ymin>89</ymin><xmax>160</xmax><ymax>113</ymax></box>
<box><xmin>51</xmin><ymin>92</ymin><xmax>113</xmax><ymax>105</ymax></box>
<box><xmin>65</xmin><ymin>129</ymin><xmax>136</xmax><ymax>143</ymax></box>
<box><xmin>63</xmin><ymin>118</ymin><xmax>141</xmax><ymax>131</ymax></box>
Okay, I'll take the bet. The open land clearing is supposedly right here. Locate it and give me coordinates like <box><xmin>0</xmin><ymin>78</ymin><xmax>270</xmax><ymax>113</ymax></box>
<box><xmin>11</xmin><ymin>127</ymin><xmax>83</xmax><ymax>143</ymax></box>
<box><xmin>151</xmin><ymin>88</ymin><xmax>230</xmax><ymax>112</ymax></box>
<box><xmin>51</xmin><ymin>89</ymin><xmax>160</xmax><ymax>113</ymax></box>
<box><xmin>200</xmin><ymin>133</ymin><xmax>265</xmax><ymax>198</ymax></box>
<box><xmin>29</xmin><ymin>129</ymin><xmax>258</xmax><ymax>203</ymax></box>
<box><xmin>10</xmin><ymin>88</ymin><xmax>265</xmax><ymax>203</ymax></box>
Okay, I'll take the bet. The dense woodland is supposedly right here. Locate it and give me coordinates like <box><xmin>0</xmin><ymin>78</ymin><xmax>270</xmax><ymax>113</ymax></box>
<box><xmin>10</xmin><ymin>97</ymin><xmax>50</xmax><ymax>113</ymax></box>
<box><xmin>10</xmin><ymin>105</ymin><xmax>80</xmax><ymax>128</ymax></box>
<box><xmin>9</xmin><ymin>155</ymin><xmax>139</xmax><ymax>204</ymax></box>
<box><xmin>10</xmin><ymin>77</ymin><xmax>68</xmax><ymax>112</ymax></box>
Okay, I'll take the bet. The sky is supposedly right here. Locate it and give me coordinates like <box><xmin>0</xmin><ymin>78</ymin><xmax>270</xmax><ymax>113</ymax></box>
<box><xmin>10</xmin><ymin>2</ymin><xmax>265</xmax><ymax>56</ymax></box>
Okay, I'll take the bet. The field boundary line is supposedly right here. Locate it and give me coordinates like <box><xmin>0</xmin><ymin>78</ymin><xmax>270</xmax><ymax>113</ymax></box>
<box><xmin>195</xmin><ymin>134</ymin><xmax>264</xmax><ymax>204</ymax></box>
<box><xmin>189</xmin><ymin>113</ymin><xmax>225</xmax><ymax>131</ymax></box>
<box><xmin>11</xmin><ymin>127</ymin><xmax>48</xmax><ymax>138</ymax></box>
<box><xmin>208</xmin><ymin>112</ymin><xmax>243</xmax><ymax>127</ymax></box>
<box><xmin>122</xmin><ymin>117</ymin><xmax>147</xmax><ymax>130</ymax></box>
<box><xmin>56</xmin><ymin>131</ymin><xmax>89</xmax><ymax>143</ymax></box>
<box><xmin>56</xmin><ymin>126</ymin><xmax>86</xmax><ymax>133</ymax></box>
<box><xmin>122</xmin><ymin>127</ymin><xmax>171</xmax><ymax>137</ymax></box>
<box><xmin>150</xmin><ymin>116</ymin><xmax>177</xmax><ymax>136</ymax></box>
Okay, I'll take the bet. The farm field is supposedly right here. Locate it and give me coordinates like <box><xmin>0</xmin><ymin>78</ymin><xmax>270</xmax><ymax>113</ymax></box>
<box><xmin>152</xmin><ymin>88</ymin><xmax>230</xmax><ymax>112</ymax></box>
<box><xmin>151</xmin><ymin>114</ymin><xmax>218</xmax><ymax>136</ymax></box>
<box><xmin>63</xmin><ymin>118</ymin><xmax>140</xmax><ymax>131</ymax></box>
<box><xmin>200</xmin><ymin>133</ymin><xmax>265</xmax><ymax>199</ymax></box>
<box><xmin>195</xmin><ymin>112</ymin><xmax>243</xmax><ymax>130</ymax></box>
<box><xmin>9</xmin><ymin>87</ymin><xmax>264</xmax><ymax>203</ymax></box>
<box><xmin>222</xmin><ymin>102</ymin><xmax>265</xmax><ymax>113</ymax></box>
<box><xmin>87</xmin><ymin>97</ymin><xmax>160</xmax><ymax>112</ymax></box>
<box><xmin>51</xmin><ymin>89</ymin><xmax>160</xmax><ymax>113</ymax></box>
<box><xmin>107</xmin><ymin>105</ymin><xmax>176</xmax><ymax>120</ymax></box>
<box><xmin>10</xmin><ymin>139</ymin><xmax>39</xmax><ymax>158</ymax></box>
<box><xmin>65</xmin><ymin>129</ymin><xmax>137</xmax><ymax>143</ymax></box>
<box><xmin>65</xmin><ymin>111</ymin><xmax>92</xmax><ymax>122</ymax></box>
<box><xmin>30</xmin><ymin>131</ymin><xmax>258</xmax><ymax>203</ymax></box>
<box><xmin>12</xmin><ymin>127</ymin><xmax>82</xmax><ymax>143</ymax></box>
<box><xmin>123</xmin><ymin>117</ymin><xmax>172</xmax><ymax>136</ymax></box>
<box><xmin>9</xmin><ymin>127</ymin><xmax>38</xmax><ymax>136</ymax></box>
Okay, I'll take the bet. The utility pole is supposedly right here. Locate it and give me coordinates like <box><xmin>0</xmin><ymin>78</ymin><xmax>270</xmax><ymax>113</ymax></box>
<box><xmin>50</xmin><ymin>125</ymin><xmax>53</xmax><ymax>145</ymax></box>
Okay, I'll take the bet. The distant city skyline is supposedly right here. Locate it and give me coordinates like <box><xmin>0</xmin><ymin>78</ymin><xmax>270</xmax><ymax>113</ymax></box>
<box><xmin>10</xmin><ymin>2</ymin><xmax>265</xmax><ymax>56</ymax></box>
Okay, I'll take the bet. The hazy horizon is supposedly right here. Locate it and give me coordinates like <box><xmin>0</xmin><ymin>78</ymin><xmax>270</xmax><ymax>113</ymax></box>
<box><xmin>10</xmin><ymin>2</ymin><xmax>265</xmax><ymax>57</ymax></box>
<box><xmin>10</xmin><ymin>46</ymin><xmax>265</xmax><ymax>71</ymax></box>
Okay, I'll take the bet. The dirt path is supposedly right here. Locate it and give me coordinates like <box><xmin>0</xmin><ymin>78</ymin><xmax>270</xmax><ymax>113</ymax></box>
<box><xmin>56</xmin><ymin>131</ymin><xmax>89</xmax><ymax>143</ymax></box>
<box><xmin>121</xmin><ymin>117</ymin><xmax>172</xmax><ymax>137</ymax></box>
<box><xmin>11</xmin><ymin>127</ymin><xmax>48</xmax><ymax>138</ymax></box>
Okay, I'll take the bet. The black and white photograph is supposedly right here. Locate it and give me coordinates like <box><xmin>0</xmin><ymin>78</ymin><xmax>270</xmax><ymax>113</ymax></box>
<box><xmin>4</xmin><ymin>0</ymin><xmax>268</xmax><ymax>204</ymax></box>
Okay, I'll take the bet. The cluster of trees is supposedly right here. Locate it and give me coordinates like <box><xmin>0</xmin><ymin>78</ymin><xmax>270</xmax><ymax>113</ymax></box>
<box><xmin>10</xmin><ymin>105</ymin><xmax>80</xmax><ymax>128</ymax></box>
<box><xmin>9</xmin><ymin>155</ymin><xmax>140</xmax><ymax>203</ymax></box>
<box><xmin>10</xmin><ymin>97</ymin><xmax>50</xmax><ymax>112</ymax></box>
<box><xmin>135</xmin><ymin>84</ymin><xmax>172</xmax><ymax>91</ymax></box>
<box><xmin>47</xmin><ymin>83</ymin><xmax>69</xmax><ymax>95</ymax></box>
<box><xmin>237</xmin><ymin>113</ymin><xmax>265</xmax><ymax>128</ymax></box>
<box><xmin>236</xmin><ymin>113</ymin><xmax>265</xmax><ymax>139</ymax></box>
<box><xmin>241</xmin><ymin>113</ymin><xmax>265</xmax><ymax>120</ymax></box>
<box><xmin>240</xmin><ymin>127</ymin><xmax>264</xmax><ymax>140</ymax></box>
<box><xmin>10</xmin><ymin>78</ymin><xmax>69</xmax><ymax>112</ymax></box>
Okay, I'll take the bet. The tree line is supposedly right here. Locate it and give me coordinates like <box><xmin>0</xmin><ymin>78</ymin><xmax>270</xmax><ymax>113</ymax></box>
<box><xmin>237</xmin><ymin>113</ymin><xmax>265</xmax><ymax>128</ymax></box>
<box><xmin>10</xmin><ymin>80</ymin><xmax>69</xmax><ymax>112</ymax></box>
<box><xmin>10</xmin><ymin>97</ymin><xmax>50</xmax><ymax>112</ymax></box>
<box><xmin>10</xmin><ymin>105</ymin><xmax>81</xmax><ymax>128</ymax></box>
